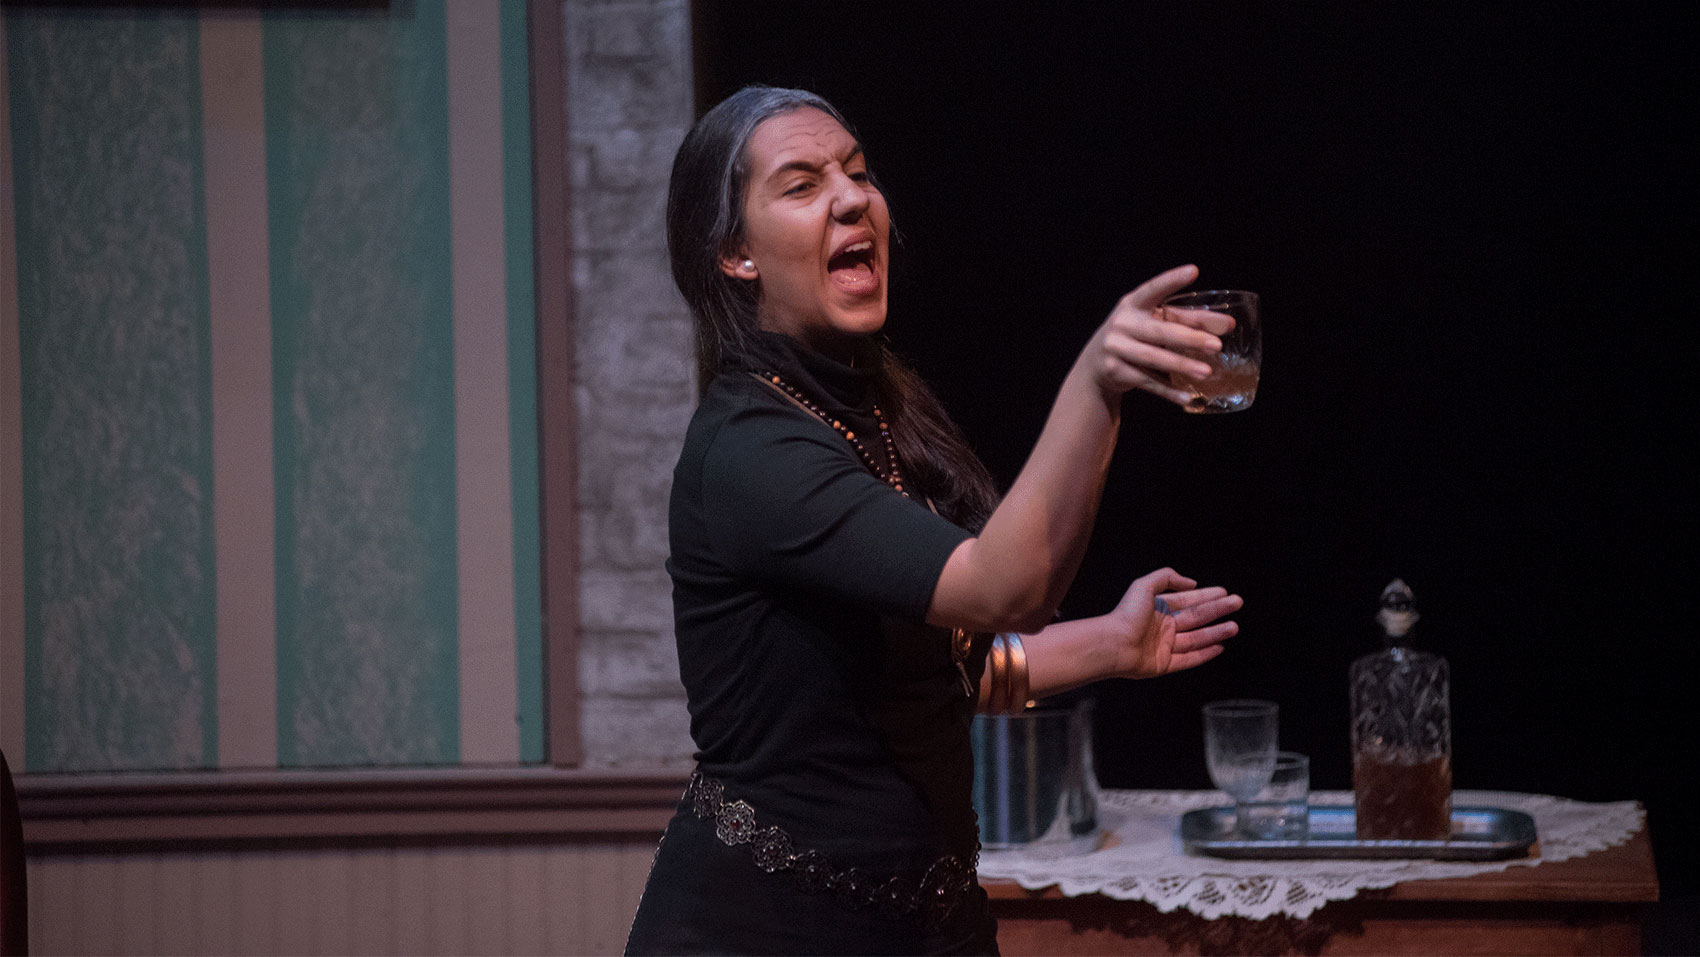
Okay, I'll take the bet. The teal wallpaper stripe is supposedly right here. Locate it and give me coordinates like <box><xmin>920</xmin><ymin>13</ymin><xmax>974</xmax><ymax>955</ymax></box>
<box><xmin>501</xmin><ymin>0</ymin><xmax>544</xmax><ymax>765</ymax></box>
<box><xmin>265</xmin><ymin>2</ymin><xmax>460</xmax><ymax>766</ymax></box>
<box><xmin>8</xmin><ymin>11</ymin><xmax>218</xmax><ymax>772</ymax></box>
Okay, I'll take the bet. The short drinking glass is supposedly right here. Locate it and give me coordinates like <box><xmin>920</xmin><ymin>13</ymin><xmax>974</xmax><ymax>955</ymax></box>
<box><xmin>1203</xmin><ymin>699</ymin><xmax>1278</xmax><ymax>836</ymax></box>
<box><xmin>1162</xmin><ymin>289</ymin><xmax>1261</xmax><ymax>413</ymax></box>
<box><xmin>1241</xmin><ymin>751</ymin><xmax>1310</xmax><ymax>841</ymax></box>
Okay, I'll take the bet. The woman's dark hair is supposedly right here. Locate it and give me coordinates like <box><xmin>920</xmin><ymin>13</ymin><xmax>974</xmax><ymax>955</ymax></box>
<box><xmin>666</xmin><ymin>85</ymin><xmax>998</xmax><ymax>531</ymax></box>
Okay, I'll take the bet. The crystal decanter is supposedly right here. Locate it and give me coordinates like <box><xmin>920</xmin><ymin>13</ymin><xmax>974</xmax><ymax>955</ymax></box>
<box><xmin>1349</xmin><ymin>579</ymin><xmax>1454</xmax><ymax>840</ymax></box>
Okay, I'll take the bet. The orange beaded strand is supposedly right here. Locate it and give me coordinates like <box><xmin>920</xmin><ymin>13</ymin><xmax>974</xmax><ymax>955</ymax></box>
<box><xmin>765</xmin><ymin>373</ymin><xmax>909</xmax><ymax>498</ymax></box>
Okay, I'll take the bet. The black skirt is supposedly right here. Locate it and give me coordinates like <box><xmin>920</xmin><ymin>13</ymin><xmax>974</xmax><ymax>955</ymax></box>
<box><xmin>625</xmin><ymin>803</ymin><xmax>998</xmax><ymax>956</ymax></box>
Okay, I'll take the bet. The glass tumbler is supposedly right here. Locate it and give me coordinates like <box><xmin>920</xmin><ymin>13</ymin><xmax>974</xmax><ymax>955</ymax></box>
<box><xmin>1161</xmin><ymin>289</ymin><xmax>1261</xmax><ymax>413</ymax></box>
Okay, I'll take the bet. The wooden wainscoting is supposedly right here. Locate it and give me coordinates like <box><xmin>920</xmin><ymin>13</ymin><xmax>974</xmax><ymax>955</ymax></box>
<box><xmin>26</xmin><ymin>840</ymin><xmax>659</xmax><ymax>956</ymax></box>
<box><xmin>17</xmin><ymin>767</ymin><xmax>687</xmax><ymax>955</ymax></box>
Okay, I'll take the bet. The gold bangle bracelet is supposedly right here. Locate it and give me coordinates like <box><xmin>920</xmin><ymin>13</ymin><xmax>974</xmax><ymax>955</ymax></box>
<box><xmin>986</xmin><ymin>633</ymin><xmax>1010</xmax><ymax>715</ymax></box>
<box><xmin>974</xmin><ymin>636</ymin><xmax>992</xmax><ymax>711</ymax></box>
<box><xmin>1004</xmin><ymin>632</ymin><xmax>1030</xmax><ymax>713</ymax></box>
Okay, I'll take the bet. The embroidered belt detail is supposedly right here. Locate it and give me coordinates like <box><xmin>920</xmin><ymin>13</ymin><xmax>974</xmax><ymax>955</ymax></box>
<box><xmin>686</xmin><ymin>772</ymin><xmax>979</xmax><ymax>931</ymax></box>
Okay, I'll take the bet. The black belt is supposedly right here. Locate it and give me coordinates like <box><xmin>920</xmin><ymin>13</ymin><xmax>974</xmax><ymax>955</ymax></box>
<box><xmin>685</xmin><ymin>771</ymin><xmax>980</xmax><ymax>932</ymax></box>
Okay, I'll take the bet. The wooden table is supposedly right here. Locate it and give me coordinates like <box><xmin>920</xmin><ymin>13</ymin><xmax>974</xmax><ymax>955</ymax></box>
<box><xmin>983</xmin><ymin>825</ymin><xmax>1659</xmax><ymax>955</ymax></box>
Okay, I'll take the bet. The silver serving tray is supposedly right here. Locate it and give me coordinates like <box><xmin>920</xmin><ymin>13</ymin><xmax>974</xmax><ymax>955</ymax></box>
<box><xmin>1181</xmin><ymin>805</ymin><xmax>1537</xmax><ymax>860</ymax></box>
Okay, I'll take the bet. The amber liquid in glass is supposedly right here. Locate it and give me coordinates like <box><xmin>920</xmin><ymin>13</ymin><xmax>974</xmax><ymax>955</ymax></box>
<box><xmin>1352</xmin><ymin>749</ymin><xmax>1453</xmax><ymax>840</ymax></box>
<box><xmin>1174</xmin><ymin>359</ymin><xmax>1260</xmax><ymax>413</ymax></box>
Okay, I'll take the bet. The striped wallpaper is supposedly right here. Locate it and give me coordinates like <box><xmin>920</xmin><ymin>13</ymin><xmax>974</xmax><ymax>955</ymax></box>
<box><xmin>1</xmin><ymin>1</ymin><xmax>544</xmax><ymax>771</ymax></box>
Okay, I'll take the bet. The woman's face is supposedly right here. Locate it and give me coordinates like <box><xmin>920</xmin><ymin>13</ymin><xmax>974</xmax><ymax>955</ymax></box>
<box><xmin>723</xmin><ymin>107</ymin><xmax>892</xmax><ymax>353</ymax></box>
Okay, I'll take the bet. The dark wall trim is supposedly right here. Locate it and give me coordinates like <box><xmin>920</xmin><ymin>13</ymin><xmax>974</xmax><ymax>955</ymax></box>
<box><xmin>17</xmin><ymin>768</ymin><xmax>687</xmax><ymax>853</ymax></box>
<box><xmin>529</xmin><ymin>0</ymin><xmax>582</xmax><ymax>768</ymax></box>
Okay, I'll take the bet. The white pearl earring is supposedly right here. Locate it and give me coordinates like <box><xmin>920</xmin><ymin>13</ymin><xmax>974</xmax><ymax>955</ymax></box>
<box><xmin>741</xmin><ymin>259</ymin><xmax>756</xmax><ymax>273</ymax></box>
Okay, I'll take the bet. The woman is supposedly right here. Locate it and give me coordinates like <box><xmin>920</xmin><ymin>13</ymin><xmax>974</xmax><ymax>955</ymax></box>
<box><xmin>626</xmin><ymin>86</ymin><xmax>1242</xmax><ymax>955</ymax></box>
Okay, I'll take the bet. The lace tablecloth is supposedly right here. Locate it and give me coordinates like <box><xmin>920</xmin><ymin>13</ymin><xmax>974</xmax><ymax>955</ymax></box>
<box><xmin>977</xmin><ymin>789</ymin><xmax>1645</xmax><ymax>920</ymax></box>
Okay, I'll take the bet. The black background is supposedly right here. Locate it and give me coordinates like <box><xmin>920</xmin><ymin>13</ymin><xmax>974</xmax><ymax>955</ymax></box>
<box><xmin>694</xmin><ymin>0</ymin><xmax>1697</xmax><ymax>903</ymax></box>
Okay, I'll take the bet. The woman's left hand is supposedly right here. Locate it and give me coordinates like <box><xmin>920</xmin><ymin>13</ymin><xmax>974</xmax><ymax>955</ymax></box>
<box><xmin>1101</xmin><ymin>567</ymin><xmax>1241</xmax><ymax>679</ymax></box>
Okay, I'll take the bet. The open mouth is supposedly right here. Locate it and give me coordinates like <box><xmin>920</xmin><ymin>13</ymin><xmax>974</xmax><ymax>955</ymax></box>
<box><xmin>827</xmin><ymin>240</ymin><xmax>878</xmax><ymax>292</ymax></box>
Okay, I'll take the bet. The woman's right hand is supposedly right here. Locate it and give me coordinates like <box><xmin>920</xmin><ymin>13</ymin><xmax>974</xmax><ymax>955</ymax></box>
<box><xmin>1086</xmin><ymin>264</ymin><xmax>1235</xmax><ymax>406</ymax></box>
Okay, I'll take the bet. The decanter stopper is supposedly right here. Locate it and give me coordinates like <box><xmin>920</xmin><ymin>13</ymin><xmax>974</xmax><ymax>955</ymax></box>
<box><xmin>1375</xmin><ymin>578</ymin><xmax>1419</xmax><ymax>644</ymax></box>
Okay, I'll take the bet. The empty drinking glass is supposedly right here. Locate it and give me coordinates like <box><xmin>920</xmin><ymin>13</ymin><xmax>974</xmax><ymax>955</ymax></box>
<box><xmin>1240</xmin><ymin>751</ymin><xmax>1310</xmax><ymax>840</ymax></box>
<box><xmin>1203</xmin><ymin>699</ymin><xmax>1278</xmax><ymax>836</ymax></box>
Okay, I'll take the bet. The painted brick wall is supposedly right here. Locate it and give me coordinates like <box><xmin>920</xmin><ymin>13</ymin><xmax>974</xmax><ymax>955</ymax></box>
<box><xmin>563</xmin><ymin>0</ymin><xmax>696</xmax><ymax>768</ymax></box>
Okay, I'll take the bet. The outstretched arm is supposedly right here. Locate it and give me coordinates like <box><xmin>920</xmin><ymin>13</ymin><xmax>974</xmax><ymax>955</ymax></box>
<box><xmin>973</xmin><ymin>567</ymin><xmax>1242</xmax><ymax>711</ymax></box>
<box><xmin>1021</xmin><ymin>568</ymin><xmax>1242</xmax><ymax>700</ymax></box>
<box><xmin>926</xmin><ymin>265</ymin><xmax>1233</xmax><ymax>634</ymax></box>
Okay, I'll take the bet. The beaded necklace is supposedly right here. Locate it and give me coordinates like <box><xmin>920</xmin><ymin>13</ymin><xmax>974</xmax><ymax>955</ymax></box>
<box><xmin>760</xmin><ymin>372</ymin><xmax>909</xmax><ymax>499</ymax></box>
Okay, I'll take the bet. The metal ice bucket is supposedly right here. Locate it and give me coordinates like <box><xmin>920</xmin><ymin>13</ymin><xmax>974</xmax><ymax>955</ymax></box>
<box><xmin>971</xmin><ymin>701</ymin><xmax>1098</xmax><ymax>849</ymax></box>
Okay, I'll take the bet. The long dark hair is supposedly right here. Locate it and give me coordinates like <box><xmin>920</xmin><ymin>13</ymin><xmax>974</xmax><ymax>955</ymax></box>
<box><xmin>667</xmin><ymin>85</ymin><xmax>998</xmax><ymax>531</ymax></box>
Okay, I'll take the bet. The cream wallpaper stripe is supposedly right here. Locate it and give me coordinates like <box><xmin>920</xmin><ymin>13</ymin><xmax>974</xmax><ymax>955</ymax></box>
<box><xmin>200</xmin><ymin>11</ymin><xmax>279</xmax><ymax>769</ymax></box>
<box><xmin>447</xmin><ymin>0</ymin><xmax>520</xmax><ymax>764</ymax></box>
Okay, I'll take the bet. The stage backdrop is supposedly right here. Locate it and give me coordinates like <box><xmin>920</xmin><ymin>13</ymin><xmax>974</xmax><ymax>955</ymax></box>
<box><xmin>695</xmin><ymin>0</ymin><xmax>1697</xmax><ymax>893</ymax></box>
<box><xmin>2</xmin><ymin>1</ymin><xmax>544</xmax><ymax>771</ymax></box>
